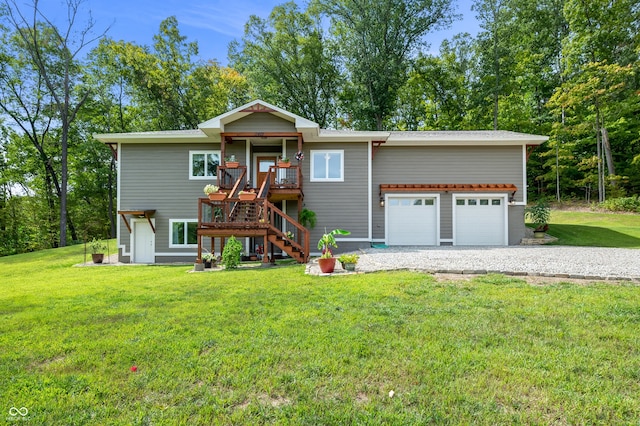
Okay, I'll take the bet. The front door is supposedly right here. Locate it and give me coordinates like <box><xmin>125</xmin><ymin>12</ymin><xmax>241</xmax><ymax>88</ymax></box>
<box><xmin>257</xmin><ymin>156</ymin><xmax>277</xmax><ymax>187</ymax></box>
<box><xmin>133</xmin><ymin>219</ymin><xmax>155</xmax><ymax>263</ymax></box>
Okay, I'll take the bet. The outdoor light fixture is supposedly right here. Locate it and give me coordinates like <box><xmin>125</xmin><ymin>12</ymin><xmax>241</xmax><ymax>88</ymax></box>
<box><xmin>379</xmin><ymin>196</ymin><xmax>385</xmax><ymax>207</ymax></box>
<box><xmin>509</xmin><ymin>192</ymin><xmax>516</xmax><ymax>204</ymax></box>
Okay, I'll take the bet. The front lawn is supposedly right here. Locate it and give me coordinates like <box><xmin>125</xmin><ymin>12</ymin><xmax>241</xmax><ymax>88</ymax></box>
<box><xmin>547</xmin><ymin>209</ymin><xmax>640</xmax><ymax>247</ymax></box>
<box><xmin>1</xmin><ymin>245</ymin><xmax>639</xmax><ymax>424</ymax></box>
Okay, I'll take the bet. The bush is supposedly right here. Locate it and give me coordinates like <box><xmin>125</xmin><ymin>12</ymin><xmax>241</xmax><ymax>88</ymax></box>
<box><xmin>599</xmin><ymin>196</ymin><xmax>640</xmax><ymax>213</ymax></box>
<box><xmin>221</xmin><ymin>236</ymin><xmax>243</xmax><ymax>269</ymax></box>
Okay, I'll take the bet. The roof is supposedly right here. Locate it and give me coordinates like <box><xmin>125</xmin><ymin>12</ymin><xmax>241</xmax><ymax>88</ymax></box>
<box><xmin>94</xmin><ymin>101</ymin><xmax>548</xmax><ymax>146</ymax></box>
<box><xmin>380</xmin><ymin>183</ymin><xmax>519</xmax><ymax>193</ymax></box>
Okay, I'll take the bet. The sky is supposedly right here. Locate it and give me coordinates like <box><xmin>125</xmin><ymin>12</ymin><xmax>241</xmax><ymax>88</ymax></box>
<box><xmin>39</xmin><ymin>0</ymin><xmax>480</xmax><ymax>65</ymax></box>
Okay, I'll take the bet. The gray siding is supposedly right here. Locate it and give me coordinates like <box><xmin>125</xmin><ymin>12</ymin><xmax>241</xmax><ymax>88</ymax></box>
<box><xmin>225</xmin><ymin>113</ymin><xmax>296</xmax><ymax>132</ymax></box>
<box><xmin>508</xmin><ymin>205</ymin><xmax>525</xmax><ymax>245</ymax></box>
<box><xmin>372</xmin><ymin>145</ymin><xmax>523</xmax><ymax>242</ymax></box>
<box><xmin>300</xmin><ymin>142</ymin><xmax>369</xmax><ymax>247</ymax></box>
<box><xmin>119</xmin><ymin>143</ymin><xmax>220</xmax><ymax>257</ymax></box>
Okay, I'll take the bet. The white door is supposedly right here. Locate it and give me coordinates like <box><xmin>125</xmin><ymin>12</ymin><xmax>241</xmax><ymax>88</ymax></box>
<box><xmin>454</xmin><ymin>196</ymin><xmax>506</xmax><ymax>245</ymax></box>
<box><xmin>133</xmin><ymin>220</ymin><xmax>155</xmax><ymax>263</ymax></box>
<box><xmin>387</xmin><ymin>196</ymin><xmax>438</xmax><ymax>245</ymax></box>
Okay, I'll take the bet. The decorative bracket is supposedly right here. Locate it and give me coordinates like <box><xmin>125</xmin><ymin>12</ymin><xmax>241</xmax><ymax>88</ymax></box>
<box><xmin>118</xmin><ymin>210</ymin><xmax>156</xmax><ymax>233</ymax></box>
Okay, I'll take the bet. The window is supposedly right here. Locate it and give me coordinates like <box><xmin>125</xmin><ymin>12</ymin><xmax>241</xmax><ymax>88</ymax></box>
<box><xmin>310</xmin><ymin>150</ymin><xmax>344</xmax><ymax>181</ymax></box>
<box><xmin>492</xmin><ymin>199</ymin><xmax>501</xmax><ymax>205</ymax></box>
<box><xmin>480</xmin><ymin>199</ymin><xmax>489</xmax><ymax>205</ymax></box>
<box><xmin>190</xmin><ymin>151</ymin><xmax>220</xmax><ymax>179</ymax></box>
<box><xmin>468</xmin><ymin>199</ymin><xmax>477</xmax><ymax>205</ymax></box>
<box><xmin>425</xmin><ymin>199</ymin><xmax>435</xmax><ymax>206</ymax></box>
<box><xmin>170</xmin><ymin>220</ymin><xmax>198</xmax><ymax>247</ymax></box>
<box><xmin>456</xmin><ymin>199</ymin><xmax>465</xmax><ymax>206</ymax></box>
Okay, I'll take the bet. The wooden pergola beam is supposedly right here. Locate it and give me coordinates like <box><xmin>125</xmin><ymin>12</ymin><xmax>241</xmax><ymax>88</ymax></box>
<box><xmin>118</xmin><ymin>210</ymin><xmax>156</xmax><ymax>233</ymax></box>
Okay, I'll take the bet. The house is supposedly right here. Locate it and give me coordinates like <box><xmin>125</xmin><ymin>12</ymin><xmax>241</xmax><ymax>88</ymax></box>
<box><xmin>94</xmin><ymin>99</ymin><xmax>548</xmax><ymax>265</ymax></box>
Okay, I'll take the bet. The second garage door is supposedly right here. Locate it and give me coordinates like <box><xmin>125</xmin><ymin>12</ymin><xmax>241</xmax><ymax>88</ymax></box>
<box><xmin>454</xmin><ymin>196</ymin><xmax>507</xmax><ymax>245</ymax></box>
<box><xmin>387</xmin><ymin>196</ymin><xmax>438</xmax><ymax>245</ymax></box>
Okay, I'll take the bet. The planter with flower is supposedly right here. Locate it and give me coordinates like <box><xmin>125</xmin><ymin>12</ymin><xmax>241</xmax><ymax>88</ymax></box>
<box><xmin>338</xmin><ymin>253</ymin><xmax>359</xmax><ymax>272</ymax></box>
<box><xmin>225</xmin><ymin>155</ymin><xmax>239</xmax><ymax>168</ymax></box>
<box><xmin>283</xmin><ymin>230</ymin><xmax>294</xmax><ymax>245</ymax></box>
<box><xmin>317</xmin><ymin>228</ymin><xmax>350</xmax><ymax>273</ymax></box>
<box><xmin>204</xmin><ymin>184</ymin><xmax>226</xmax><ymax>201</ymax></box>
<box><xmin>238</xmin><ymin>190</ymin><xmax>257</xmax><ymax>201</ymax></box>
<box><xmin>202</xmin><ymin>252</ymin><xmax>217</xmax><ymax>268</ymax></box>
<box><xmin>90</xmin><ymin>238</ymin><xmax>107</xmax><ymax>264</ymax></box>
<box><xmin>277</xmin><ymin>156</ymin><xmax>291</xmax><ymax>168</ymax></box>
<box><xmin>525</xmin><ymin>201</ymin><xmax>551</xmax><ymax>238</ymax></box>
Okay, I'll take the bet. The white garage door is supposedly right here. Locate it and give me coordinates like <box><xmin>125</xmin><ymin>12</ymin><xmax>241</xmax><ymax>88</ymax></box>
<box><xmin>387</xmin><ymin>196</ymin><xmax>438</xmax><ymax>245</ymax></box>
<box><xmin>455</xmin><ymin>196</ymin><xmax>506</xmax><ymax>245</ymax></box>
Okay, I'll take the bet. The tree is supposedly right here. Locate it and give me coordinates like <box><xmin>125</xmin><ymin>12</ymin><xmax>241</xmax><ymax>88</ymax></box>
<box><xmin>98</xmin><ymin>17</ymin><xmax>249</xmax><ymax>131</ymax></box>
<box><xmin>312</xmin><ymin>0</ymin><xmax>456</xmax><ymax>130</ymax></box>
<box><xmin>1</xmin><ymin>0</ymin><xmax>106</xmax><ymax>246</ymax></box>
<box><xmin>230</xmin><ymin>2</ymin><xmax>341</xmax><ymax>128</ymax></box>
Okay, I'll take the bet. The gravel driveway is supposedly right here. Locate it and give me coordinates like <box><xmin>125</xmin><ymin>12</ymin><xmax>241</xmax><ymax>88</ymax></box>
<box><xmin>352</xmin><ymin>246</ymin><xmax>640</xmax><ymax>281</ymax></box>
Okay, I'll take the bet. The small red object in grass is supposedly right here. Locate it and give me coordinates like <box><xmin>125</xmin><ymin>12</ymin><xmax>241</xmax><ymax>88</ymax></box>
<box><xmin>130</xmin><ymin>365</ymin><xmax>137</xmax><ymax>372</ymax></box>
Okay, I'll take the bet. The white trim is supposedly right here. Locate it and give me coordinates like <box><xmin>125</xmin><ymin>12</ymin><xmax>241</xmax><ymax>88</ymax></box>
<box><xmin>440</xmin><ymin>238</ymin><xmax>454</xmax><ymax>243</ymax></box>
<box><xmin>384</xmin><ymin>193</ymin><xmax>441</xmax><ymax>246</ymax></box>
<box><xmin>310</xmin><ymin>149</ymin><xmax>344</xmax><ymax>182</ymax></box>
<box><xmin>368</xmin><ymin>141</ymin><xmax>372</xmax><ymax>242</ymax></box>
<box><xmin>335</xmin><ymin>238</ymin><xmax>372</xmax><ymax>243</ymax></box>
<box><xmin>155</xmin><ymin>252</ymin><xmax>199</xmax><ymax>257</ymax></box>
<box><xmin>117</xmin><ymin>144</ymin><xmax>127</xmax><ymax>256</ymax></box>
<box><xmin>245</xmin><ymin>140</ymin><xmax>251</xmax><ymax>178</ymax></box>
<box><xmin>168</xmin><ymin>219</ymin><xmax>198</xmax><ymax>248</ymax></box>
<box><xmin>452</xmin><ymin>193</ymin><xmax>508</xmax><ymax>246</ymax></box>
<box><xmin>522</xmin><ymin>145</ymin><xmax>527</xmax><ymax>205</ymax></box>
<box><xmin>189</xmin><ymin>150</ymin><xmax>220</xmax><ymax>180</ymax></box>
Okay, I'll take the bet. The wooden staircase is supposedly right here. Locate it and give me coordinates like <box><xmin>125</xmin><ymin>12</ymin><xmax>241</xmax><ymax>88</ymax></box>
<box><xmin>197</xmin><ymin>165</ymin><xmax>309</xmax><ymax>264</ymax></box>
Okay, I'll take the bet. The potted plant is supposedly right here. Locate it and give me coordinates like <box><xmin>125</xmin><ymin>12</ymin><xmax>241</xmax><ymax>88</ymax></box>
<box><xmin>202</xmin><ymin>252</ymin><xmax>216</xmax><ymax>268</ymax></box>
<box><xmin>338</xmin><ymin>253</ymin><xmax>359</xmax><ymax>272</ymax></box>
<box><xmin>317</xmin><ymin>228</ymin><xmax>350</xmax><ymax>273</ymax></box>
<box><xmin>299</xmin><ymin>208</ymin><xmax>316</xmax><ymax>229</ymax></box>
<box><xmin>277</xmin><ymin>156</ymin><xmax>291</xmax><ymax>168</ymax></box>
<box><xmin>225</xmin><ymin>155</ymin><xmax>239</xmax><ymax>168</ymax></box>
<box><xmin>238</xmin><ymin>189</ymin><xmax>256</xmax><ymax>201</ymax></box>
<box><xmin>283</xmin><ymin>230</ymin><xmax>294</xmax><ymax>245</ymax></box>
<box><xmin>204</xmin><ymin>184</ymin><xmax>226</xmax><ymax>201</ymax></box>
<box><xmin>90</xmin><ymin>238</ymin><xmax>107</xmax><ymax>264</ymax></box>
<box><xmin>525</xmin><ymin>201</ymin><xmax>551</xmax><ymax>238</ymax></box>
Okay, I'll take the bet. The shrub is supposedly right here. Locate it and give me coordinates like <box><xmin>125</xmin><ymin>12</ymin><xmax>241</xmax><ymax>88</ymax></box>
<box><xmin>221</xmin><ymin>236</ymin><xmax>243</xmax><ymax>269</ymax></box>
<box><xmin>599</xmin><ymin>196</ymin><xmax>640</xmax><ymax>213</ymax></box>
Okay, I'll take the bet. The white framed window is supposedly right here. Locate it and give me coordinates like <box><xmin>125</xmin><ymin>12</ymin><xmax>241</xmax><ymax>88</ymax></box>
<box><xmin>310</xmin><ymin>150</ymin><xmax>344</xmax><ymax>182</ymax></box>
<box><xmin>190</xmin><ymin>151</ymin><xmax>220</xmax><ymax>180</ymax></box>
<box><xmin>169</xmin><ymin>219</ymin><xmax>198</xmax><ymax>248</ymax></box>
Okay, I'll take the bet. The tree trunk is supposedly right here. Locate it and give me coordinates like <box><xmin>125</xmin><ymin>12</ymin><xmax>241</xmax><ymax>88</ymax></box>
<box><xmin>601</xmin><ymin>127</ymin><xmax>615</xmax><ymax>177</ymax></box>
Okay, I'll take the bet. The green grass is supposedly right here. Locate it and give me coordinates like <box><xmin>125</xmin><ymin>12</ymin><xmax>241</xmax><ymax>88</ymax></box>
<box><xmin>547</xmin><ymin>210</ymin><xmax>640</xmax><ymax>247</ymax></box>
<box><xmin>2</xmin><ymin>244</ymin><xmax>639</xmax><ymax>424</ymax></box>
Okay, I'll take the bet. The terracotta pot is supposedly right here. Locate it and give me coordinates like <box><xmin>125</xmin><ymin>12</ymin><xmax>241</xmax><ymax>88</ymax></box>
<box><xmin>239</xmin><ymin>193</ymin><xmax>257</xmax><ymax>201</ymax></box>
<box><xmin>208</xmin><ymin>192</ymin><xmax>227</xmax><ymax>201</ymax></box>
<box><xmin>92</xmin><ymin>253</ymin><xmax>104</xmax><ymax>264</ymax></box>
<box><xmin>277</xmin><ymin>161</ymin><xmax>291</xmax><ymax>168</ymax></box>
<box><xmin>318</xmin><ymin>257</ymin><xmax>336</xmax><ymax>273</ymax></box>
<box><xmin>226</xmin><ymin>161</ymin><xmax>239</xmax><ymax>168</ymax></box>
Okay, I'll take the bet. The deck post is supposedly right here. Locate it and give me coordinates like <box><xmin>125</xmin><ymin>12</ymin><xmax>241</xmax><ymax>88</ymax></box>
<box><xmin>262</xmin><ymin>234</ymin><xmax>269</xmax><ymax>264</ymax></box>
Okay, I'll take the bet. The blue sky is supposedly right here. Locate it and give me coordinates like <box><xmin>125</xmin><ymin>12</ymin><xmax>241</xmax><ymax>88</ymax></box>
<box><xmin>41</xmin><ymin>0</ymin><xmax>480</xmax><ymax>64</ymax></box>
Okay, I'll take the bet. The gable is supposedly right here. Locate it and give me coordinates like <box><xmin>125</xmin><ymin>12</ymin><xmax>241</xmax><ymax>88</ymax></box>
<box><xmin>224</xmin><ymin>112</ymin><xmax>297</xmax><ymax>133</ymax></box>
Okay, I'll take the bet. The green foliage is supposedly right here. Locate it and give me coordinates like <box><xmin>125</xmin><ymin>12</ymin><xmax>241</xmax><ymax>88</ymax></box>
<box><xmin>525</xmin><ymin>201</ymin><xmax>551</xmax><ymax>231</ymax></box>
<box><xmin>2</xmin><ymin>245</ymin><xmax>640</xmax><ymax>423</ymax></box>
<box><xmin>598</xmin><ymin>196</ymin><xmax>640</xmax><ymax>213</ymax></box>
<box><xmin>221</xmin><ymin>235</ymin><xmax>243</xmax><ymax>269</ymax></box>
<box><xmin>317</xmin><ymin>228</ymin><xmax>350</xmax><ymax>257</ymax></box>
<box><xmin>313</xmin><ymin>0</ymin><xmax>456</xmax><ymax>130</ymax></box>
<box><xmin>229</xmin><ymin>2</ymin><xmax>341</xmax><ymax>128</ymax></box>
<box><xmin>337</xmin><ymin>253</ymin><xmax>359</xmax><ymax>263</ymax></box>
<box><xmin>89</xmin><ymin>238</ymin><xmax>107</xmax><ymax>254</ymax></box>
<box><xmin>299</xmin><ymin>208</ymin><xmax>317</xmax><ymax>229</ymax></box>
